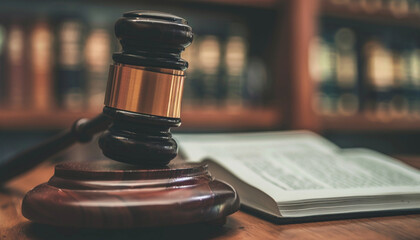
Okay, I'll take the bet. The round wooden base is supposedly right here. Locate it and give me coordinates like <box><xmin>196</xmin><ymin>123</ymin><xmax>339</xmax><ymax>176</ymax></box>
<box><xmin>22</xmin><ymin>160</ymin><xmax>240</xmax><ymax>229</ymax></box>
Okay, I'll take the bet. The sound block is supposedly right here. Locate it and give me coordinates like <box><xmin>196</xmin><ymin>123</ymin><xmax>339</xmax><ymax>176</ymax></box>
<box><xmin>22</xmin><ymin>160</ymin><xmax>240</xmax><ymax>229</ymax></box>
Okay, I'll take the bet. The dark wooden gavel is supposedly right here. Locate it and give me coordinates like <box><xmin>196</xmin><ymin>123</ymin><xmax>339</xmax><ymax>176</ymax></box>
<box><xmin>0</xmin><ymin>11</ymin><xmax>192</xmax><ymax>183</ymax></box>
<box><xmin>0</xmin><ymin>11</ymin><xmax>239</xmax><ymax>228</ymax></box>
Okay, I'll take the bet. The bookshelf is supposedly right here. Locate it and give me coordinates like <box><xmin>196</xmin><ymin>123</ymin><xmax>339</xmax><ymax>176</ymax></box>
<box><xmin>282</xmin><ymin>0</ymin><xmax>420</xmax><ymax>133</ymax></box>
<box><xmin>1</xmin><ymin>0</ymin><xmax>420</xmax><ymax>133</ymax></box>
<box><xmin>0</xmin><ymin>0</ymin><xmax>281</xmax><ymax>131</ymax></box>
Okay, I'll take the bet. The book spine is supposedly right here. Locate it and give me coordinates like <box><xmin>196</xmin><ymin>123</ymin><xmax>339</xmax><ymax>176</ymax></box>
<box><xmin>196</xmin><ymin>35</ymin><xmax>222</xmax><ymax>106</ymax></box>
<box><xmin>55</xmin><ymin>19</ymin><xmax>85</xmax><ymax>111</ymax></box>
<box><xmin>84</xmin><ymin>27</ymin><xmax>111</xmax><ymax>111</ymax></box>
<box><xmin>389</xmin><ymin>50</ymin><xmax>409</xmax><ymax>118</ymax></box>
<box><xmin>224</xmin><ymin>33</ymin><xmax>247</xmax><ymax>108</ymax></box>
<box><xmin>310</xmin><ymin>33</ymin><xmax>337</xmax><ymax>115</ymax></box>
<box><xmin>243</xmin><ymin>57</ymin><xmax>268</xmax><ymax>107</ymax></box>
<box><xmin>389</xmin><ymin>31</ymin><xmax>410</xmax><ymax>118</ymax></box>
<box><xmin>334</xmin><ymin>27</ymin><xmax>359</xmax><ymax>116</ymax></box>
<box><xmin>30</xmin><ymin>20</ymin><xmax>54</xmax><ymax>111</ymax></box>
<box><xmin>364</xmin><ymin>38</ymin><xmax>395</xmax><ymax>120</ymax></box>
<box><xmin>6</xmin><ymin>23</ymin><xmax>27</xmax><ymax>110</ymax></box>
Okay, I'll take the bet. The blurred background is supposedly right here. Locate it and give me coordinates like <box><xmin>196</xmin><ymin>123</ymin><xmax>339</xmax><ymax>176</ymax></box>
<box><xmin>1</xmin><ymin>0</ymin><xmax>420</xmax><ymax>163</ymax></box>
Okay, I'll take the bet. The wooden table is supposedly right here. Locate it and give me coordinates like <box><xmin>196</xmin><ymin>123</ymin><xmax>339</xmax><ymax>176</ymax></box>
<box><xmin>1</xmin><ymin>156</ymin><xmax>420</xmax><ymax>240</ymax></box>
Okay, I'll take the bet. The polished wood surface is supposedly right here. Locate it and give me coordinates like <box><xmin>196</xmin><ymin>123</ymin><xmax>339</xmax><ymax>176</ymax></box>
<box><xmin>1</xmin><ymin>156</ymin><xmax>419</xmax><ymax>239</ymax></box>
<box><xmin>21</xmin><ymin>160</ymin><xmax>239</xmax><ymax>228</ymax></box>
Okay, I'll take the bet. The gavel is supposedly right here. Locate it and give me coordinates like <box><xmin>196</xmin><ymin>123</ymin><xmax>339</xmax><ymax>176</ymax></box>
<box><xmin>0</xmin><ymin>11</ymin><xmax>239</xmax><ymax>228</ymax></box>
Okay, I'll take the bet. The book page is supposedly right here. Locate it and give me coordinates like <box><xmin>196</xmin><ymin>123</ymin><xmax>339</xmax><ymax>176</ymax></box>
<box><xmin>175</xmin><ymin>131</ymin><xmax>420</xmax><ymax>203</ymax></box>
<box><xmin>175</xmin><ymin>131</ymin><xmax>339</xmax><ymax>161</ymax></box>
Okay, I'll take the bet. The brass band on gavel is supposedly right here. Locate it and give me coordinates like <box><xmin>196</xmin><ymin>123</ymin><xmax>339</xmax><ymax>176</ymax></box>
<box><xmin>104</xmin><ymin>63</ymin><xmax>185</xmax><ymax>118</ymax></box>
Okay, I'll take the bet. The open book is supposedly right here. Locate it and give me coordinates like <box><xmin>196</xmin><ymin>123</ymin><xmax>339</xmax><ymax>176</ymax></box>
<box><xmin>175</xmin><ymin>131</ymin><xmax>420</xmax><ymax>223</ymax></box>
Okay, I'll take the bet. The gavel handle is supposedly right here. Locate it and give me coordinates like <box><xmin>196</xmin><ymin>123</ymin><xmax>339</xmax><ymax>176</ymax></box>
<box><xmin>0</xmin><ymin>114</ymin><xmax>112</xmax><ymax>184</ymax></box>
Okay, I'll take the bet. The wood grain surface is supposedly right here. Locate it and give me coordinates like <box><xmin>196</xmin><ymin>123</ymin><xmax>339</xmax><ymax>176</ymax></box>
<box><xmin>1</xmin><ymin>156</ymin><xmax>420</xmax><ymax>240</ymax></box>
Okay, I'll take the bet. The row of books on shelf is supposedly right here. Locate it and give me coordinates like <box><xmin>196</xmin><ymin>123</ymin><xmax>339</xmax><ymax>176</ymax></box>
<box><xmin>0</xmin><ymin>14</ymin><xmax>115</xmax><ymax>112</ymax></box>
<box><xmin>182</xmin><ymin>27</ymin><xmax>270</xmax><ymax>108</ymax></box>
<box><xmin>328</xmin><ymin>0</ymin><xmax>420</xmax><ymax>16</ymax></box>
<box><xmin>0</xmin><ymin>11</ymin><xmax>271</xmax><ymax>113</ymax></box>
<box><xmin>310</xmin><ymin>17</ymin><xmax>420</xmax><ymax>120</ymax></box>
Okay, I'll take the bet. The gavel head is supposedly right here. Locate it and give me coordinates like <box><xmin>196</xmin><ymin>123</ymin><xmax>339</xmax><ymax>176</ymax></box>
<box><xmin>98</xmin><ymin>11</ymin><xmax>193</xmax><ymax>166</ymax></box>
